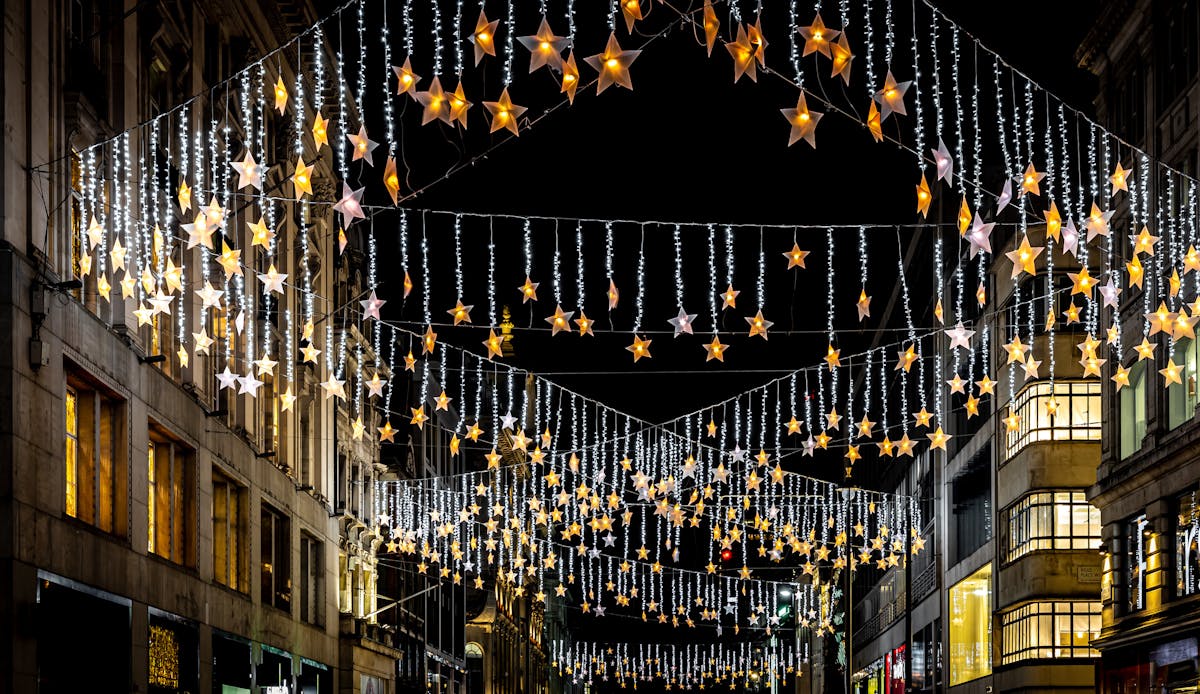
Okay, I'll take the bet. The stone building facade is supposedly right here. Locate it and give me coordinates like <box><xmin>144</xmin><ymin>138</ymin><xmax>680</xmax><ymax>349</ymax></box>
<box><xmin>0</xmin><ymin>0</ymin><xmax>396</xmax><ymax>691</ymax></box>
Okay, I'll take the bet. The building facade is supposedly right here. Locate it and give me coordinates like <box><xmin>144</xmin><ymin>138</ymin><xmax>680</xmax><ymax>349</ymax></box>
<box><xmin>847</xmin><ymin>227</ymin><xmax>1105</xmax><ymax>694</ymax></box>
<box><xmin>0</xmin><ymin>0</ymin><xmax>397</xmax><ymax>691</ymax></box>
<box><xmin>1077</xmin><ymin>1</ymin><xmax>1200</xmax><ymax>691</ymax></box>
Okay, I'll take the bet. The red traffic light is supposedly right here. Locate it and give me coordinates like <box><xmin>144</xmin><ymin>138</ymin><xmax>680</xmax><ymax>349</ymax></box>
<box><xmin>720</xmin><ymin>549</ymin><xmax>733</xmax><ymax>562</ymax></box>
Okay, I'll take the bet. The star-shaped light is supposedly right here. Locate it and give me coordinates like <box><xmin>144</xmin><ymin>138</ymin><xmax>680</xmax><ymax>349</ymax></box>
<box><xmin>913</xmin><ymin>407</ymin><xmax>934</xmax><ymax>428</ymax></box>
<box><xmin>627</xmin><ymin>335</ymin><xmax>652</xmax><ymax>362</ymax></box>
<box><xmin>619</xmin><ymin>0</ymin><xmax>642</xmax><ymax>32</ymax></box>
<box><xmin>216</xmin><ymin>366</ymin><xmax>240</xmax><ymax>391</ymax></box>
<box><xmin>1018</xmin><ymin>162</ymin><xmax>1045</xmax><ymax>196</ymax></box>
<box><xmin>668</xmin><ymin>308</ymin><xmax>697</xmax><ymax>337</ymax></box>
<box><xmin>780</xmin><ymin>93</ymin><xmax>822</xmax><ymax>148</ymax></box>
<box><xmin>416</xmin><ymin>76</ymin><xmax>449</xmax><ymax>125</ymax></box>
<box><xmin>483</xmin><ymin>330</ymin><xmax>504</xmax><ymax>360</ymax></box>
<box><xmin>333</xmin><ymin>183</ymin><xmax>367</xmax><ymax>228</ymax></box>
<box><xmin>830</xmin><ymin>32</ymin><xmax>854</xmax><ymax>84</ymax></box>
<box><xmin>443</xmin><ymin>300</ymin><xmax>473</xmax><ymax>326</ymax></box>
<box><xmin>585</xmin><ymin>33</ymin><xmax>641</xmax><ymax>93</ymax></box>
<box><xmin>606</xmin><ymin>278</ymin><xmax>619</xmax><ymax>310</ymax></box>
<box><xmin>1134</xmin><ymin>338</ymin><xmax>1156</xmax><ymax>361</ymax></box>
<box><xmin>518</xmin><ymin>276</ymin><xmax>539</xmax><ymax>303</ymax></box>
<box><xmin>394</xmin><ymin>57</ymin><xmax>421</xmax><ymax>96</ymax></box>
<box><xmin>216</xmin><ymin>241</ymin><xmax>243</xmax><ymax>279</ymax></box>
<box><xmin>321</xmin><ymin>376</ymin><xmax>347</xmax><ymax>400</ymax></box>
<box><xmin>546</xmin><ymin>304</ymin><xmax>574</xmax><ymax>335</ymax></box>
<box><xmin>1112</xmin><ymin>364</ymin><xmax>1131</xmax><ymax>391</ymax></box>
<box><xmin>825</xmin><ymin>343</ymin><xmax>841</xmax><ymax>370</ymax></box>
<box><xmin>1087</xmin><ymin>203</ymin><xmax>1114</xmax><ymax>242</ymax></box>
<box><xmin>1162</xmin><ymin>359</ymin><xmax>1185</xmax><ymax>386</ymax></box>
<box><xmin>410</xmin><ymin>405</ymin><xmax>428</xmax><ymax>429</ymax></box>
<box><xmin>933</xmin><ymin>139</ymin><xmax>954</xmax><ymax>183</ymax></box>
<box><xmin>1022</xmin><ymin>355</ymin><xmax>1042</xmax><ymax>380</ymax></box>
<box><xmin>874</xmin><ymin>71</ymin><xmax>911</xmax><ymax>120</ymax></box>
<box><xmin>192</xmin><ymin>329</ymin><xmax>215</xmax><ymax>355</ymax></box>
<box><xmin>746</xmin><ymin>310</ymin><xmax>773</xmax><ymax>339</ymax></box>
<box><xmin>300</xmin><ymin>343</ymin><xmax>321</xmax><ymax>364</ymax></box>
<box><xmin>702</xmin><ymin>0</ymin><xmax>719</xmax><ymax>56</ymax></box>
<box><xmin>1069</xmin><ymin>267</ymin><xmax>1096</xmax><ymax>296</ymax></box>
<box><xmin>182</xmin><ymin>212</ymin><xmax>213</xmax><ymax>250</ymax></box>
<box><xmin>572</xmin><ymin>311</ymin><xmax>594</xmax><ymax>337</ymax></box>
<box><xmin>926</xmin><ymin>427</ymin><xmax>950</xmax><ymax>451</ymax></box>
<box><xmin>1147</xmin><ymin>302</ymin><xmax>1177</xmax><ymax>336</ymax></box>
<box><xmin>469</xmin><ymin>10</ymin><xmax>500</xmax><ymax>64</ymax></box>
<box><xmin>257</xmin><ymin>264</ymin><xmax>287</xmax><ymax>295</ymax></box>
<box><xmin>291</xmin><ymin>157</ymin><xmax>314</xmax><ymax>199</ymax></box>
<box><xmin>175</xmin><ymin>181</ymin><xmax>192</xmax><ymax>215</ymax></box>
<box><xmin>916</xmin><ymin>174</ymin><xmax>932</xmax><ymax>217</ymax></box>
<box><xmin>273</xmin><ymin>76</ymin><xmax>288</xmax><ymax>113</ymax></box>
<box><xmin>346</xmin><ymin>125</ymin><xmax>379</xmax><ymax>166</ymax></box>
<box><xmin>231</xmin><ymin>151</ymin><xmax>263</xmax><ymax>191</ymax></box>
<box><xmin>703</xmin><ymin>336</ymin><xmax>727</xmax><ymax>362</ymax></box>
<box><xmin>422</xmin><ymin>326</ymin><xmax>437</xmax><ymax>354</ymax></box>
<box><xmin>132</xmin><ymin>303</ymin><xmax>154</xmax><ymax>327</ymax></box>
<box><xmin>361</xmin><ymin>290</ymin><xmax>386</xmax><ymax>321</ymax></box>
<box><xmin>484</xmin><ymin>87</ymin><xmax>527</xmax><ymax>136</ymax></box>
<box><xmin>897</xmin><ymin>344</ymin><xmax>918</xmax><ymax>372</ymax></box>
<box><xmin>856</xmin><ymin>290</ymin><xmax>872</xmax><ymax>321</ymax></box>
<box><xmin>726</xmin><ymin>24</ymin><xmax>757</xmax><ymax>83</ymax></box>
<box><xmin>798</xmin><ymin>13</ymin><xmax>840</xmax><ymax>57</ymax></box>
<box><xmin>1005</xmin><ymin>235</ymin><xmax>1043</xmax><ymax>278</ymax></box>
<box><xmin>945</xmin><ymin>322</ymin><xmax>975</xmax><ymax>351</ymax></box>
<box><xmin>1111</xmin><ymin>162</ymin><xmax>1130</xmax><ymax>194</ymax></box>
<box><xmin>720</xmin><ymin>284</ymin><xmax>739</xmax><ymax>310</ymax></box>
<box><xmin>518</xmin><ymin>18</ymin><xmax>568</xmax><ymax>72</ymax></box>
<box><xmin>966</xmin><ymin>213</ymin><xmax>995</xmax><ymax>258</ymax></box>
<box><xmin>238</xmin><ymin>372</ymin><xmax>264</xmax><ymax>397</ymax></box>
<box><xmin>248</xmin><ymin>217</ymin><xmax>275</xmax><ymax>248</ymax></box>
<box><xmin>310</xmin><ymin>112</ymin><xmax>330</xmax><ymax>150</ymax></box>
<box><xmin>1132</xmin><ymin>226</ymin><xmax>1160</xmax><ymax>256</ymax></box>
<box><xmin>560</xmin><ymin>51</ymin><xmax>580</xmax><ymax>103</ymax></box>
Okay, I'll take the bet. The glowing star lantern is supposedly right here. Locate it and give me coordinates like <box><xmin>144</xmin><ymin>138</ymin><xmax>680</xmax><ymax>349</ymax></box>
<box><xmin>482</xmin><ymin>329</ymin><xmax>504</xmax><ymax>360</ymax></box>
<box><xmin>378</xmin><ymin>421</ymin><xmax>396</xmax><ymax>443</ymax></box>
<box><xmin>607</xmin><ymin>278</ymin><xmax>619</xmax><ymax>310</ymax></box>
<box><xmin>824</xmin><ymin>343</ymin><xmax>841</xmax><ymax>370</ymax></box>
<box><xmin>448</xmin><ymin>300</ymin><xmax>474</xmax><ymax>325</ymax></box>
<box><xmin>932</xmin><ymin>139</ymin><xmax>954</xmax><ymax>183</ymax></box>
<box><xmin>545</xmin><ymin>305</ymin><xmax>574</xmax><ymax>335</ymax></box>
<box><xmin>384</xmin><ymin>156</ymin><xmax>401</xmax><ymax>204</ymax></box>
<box><xmin>703</xmin><ymin>0</ymin><xmax>719</xmax><ymax>56</ymax></box>
<box><xmin>780</xmin><ymin>93</ymin><xmax>822</xmax><ymax>148</ymax></box>
<box><xmin>333</xmin><ymin>183</ymin><xmax>366</xmax><ymax>229</ymax></box>
<box><xmin>484</xmin><ymin>88</ymin><xmax>526</xmax><ymax>136</ymax></box>
<box><xmin>248</xmin><ymin>217</ymin><xmax>274</xmax><ymax>248</ymax></box>
<box><xmin>291</xmin><ymin>158</ymin><xmax>314</xmax><ymax>199</ymax></box>
<box><xmin>574</xmin><ymin>312</ymin><xmax>594</xmax><ymax>336</ymax></box>
<box><xmin>704</xmin><ymin>336</ymin><xmax>727</xmax><ymax>362</ymax></box>
<box><xmin>1069</xmin><ymin>267</ymin><xmax>1096</xmax><ymax>296</ymax></box>
<box><xmin>627</xmin><ymin>335</ymin><xmax>652</xmax><ymax>362</ymax></box>
<box><xmin>585</xmin><ymin>33</ymin><xmax>641</xmax><ymax>93</ymax></box>
<box><xmin>1005</xmin><ymin>235</ymin><xmax>1043</xmax><ymax>278</ymax></box>
<box><xmin>874</xmin><ymin>71</ymin><xmax>911</xmax><ymax>120</ymax></box>
<box><xmin>311</xmin><ymin>112</ymin><xmax>330</xmax><ymax>150</ymax></box>
<box><xmin>217</xmin><ymin>242</ymin><xmax>243</xmax><ymax>279</ymax></box>
<box><xmin>856</xmin><ymin>290</ymin><xmax>872</xmax><ymax>320</ymax></box>
<box><xmin>830</xmin><ymin>33</ymin><xmax>853</xmax><ymax>84</ymax></box>
<box><xmin>1018</xmin><ymin>162</ymin><xmax>1045</xmax><ymax>196</ymax></box>
<box><xmin>510</xmin><ymin>276</ymin><xmax>539</xmax><ymax>305</ymax></box>
<box><xmin>361</xmin><ymin>291</ymin><xmax>386</xmax><ymax>321</ymax></box>
<box><xmin>469</xmin><ymin>10</ymin><xmax>500</xmax><ymax>65</ymax></box>
<box><xmin>720</xmin><ymin>284</ymin><xmax>739</xmax><ymax>310</ymax></box>
<box><xmin>896</xmin><ymin>344</ymin><xmax>918</xmax><ymax>372</ymax></box>
<box><xmin>519</xmin><ymin>18</ymin><xmax>568</xmax><ymax>72</ymax></box>
<box><xmin>177</xmin><ymin>180</ymin><xmax>192</xmax><ymax>214</ymax></box>
<box><xmin>748</xmin><ymin>18</ymin><xmax>768</xmax><ymax>66</ymax></box>
<box><xmin>620</xmin><ymin>0</ymin><xmax>642</xmax><ymax>32</ymax></box>
<box><xmin>746</xmin><ymin>310</ymin><xmax>773</xmax><ymax>339</ymax></box>
<box><xmin>957</xmin><ymin>197</ymin><xmax>972</xmax><ymax>235</ymax></box>
<box><xmin>273</xmin><ymin>76</ymin><xmax>288</xmax><ymax>114</ymax></box>
<box><xmin>183</xmin><ymin>212</ymin><xmax>213</xmax><ymax>250</ymax></box>
<box><xmin>1112</xmin><ymin>364</ymin><xmax>1131</xmax><ymax>391</ymax></box>
<box><xmin>915</xmin><ymin>174</ymin><xmax>932</xmax><ymax>217</ymax></box>
<box><xmin>347</xmin><ymin>125</ymin><xmax>379</xmax><ymax>166</ymax></box>
<box><xmin>798</xmin><ymin>13</ymin><xmax>840</xmax><ymax>57</ymax></box>
<box><xmin>783</xmin><ymin>243</ymin><xmax>810</xmax><ymax>268</ymax></box>
<box><xmin>1161</xmin><ymin>358</ymin><xmax>1185</xmax><ymax>387</ymax></box>
<box><xmin>726</xmin><ymin>24</ymin><xmax>757</xmax><ymax>83</ymax></box>
<box><xmin>231</xmin><ymin>151</ymin><xmax>263</xmax><ymax>191</ymax></box>
<box><xmin>866</xmin><ymin>100</ymin><xmax>883</xmax><ymax>142</ymax></box>
<box><xmin>668</xmin><ymin>308</ymin><xmax>697</xmax><ymax>336</ymax></box>
<box><xmin>394</xmin><ymin>57</ymin><xmax>421</xmax><ymax>96</ymax></box>
<box><xmin>1111</xmin><ymin>162</ymin><xmax>1130</xmax><ymax>195</ymax></box>
<box><xmin>560</xmin><ymin>52</ymin><xmax>580</xmax><ymax>103</ymax></box>
<box><xmin>1132</xmin><ymin>226</ymin><xmax>1160</xmax><ymax>256</ymax></box>
<box><xmin>416</xmin><ymin>77</ymin><xmax>449</xmax><ymax>125</ymax></box>
<box><xmin>257</xmin><ymin>264</ymin><xmax>287</xmax><ymax>294</ymax></box>
<box><xmin>1086</xmin><ymin>203</ymin><xmax>1114</xmax><ymax>242</ymax></box>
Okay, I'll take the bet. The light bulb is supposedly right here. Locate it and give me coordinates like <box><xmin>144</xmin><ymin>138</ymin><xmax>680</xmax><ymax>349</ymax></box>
<box><xmin>606</xmin><ymin>58</ymin><xmax>619</xmax><ymax>69</ymax></box>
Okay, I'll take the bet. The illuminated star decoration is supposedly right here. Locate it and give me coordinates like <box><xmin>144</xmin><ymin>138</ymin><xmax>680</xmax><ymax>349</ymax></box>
<box><xmin>720</xmin><ymin>284</ymin><xmax>739</xmax><ymax>310</ymax></box>
<box><xmin>1004</xmin><ymin>235</ymin><xmax>1043</xmax><ymax>278</ymax></box>
<box><xmin>360</xmin><ymin>290</ymin><xmax>386</xmax><ymax>321</ymax></box>
<box><xmin>257</xmin><ymin>264</ymin><xmax>288</xmax><ymax>294</ymax></box>
<box><xmin>560</xmin><ymin>52</ymin><xmax>580</xmax><ymax>103</ymax></box>
<box><xmin>704</xmin><ymin>336</ymin><xmax>727</xmax><ymax>362</ymax></box>
<box><xmin>332</xmin><ymin>183</ymin><xmax>367</xmax><ymax>229</ymax></box>
<box><xmin>273</xmin><ymin>76</ymin><xmax>288</xmax><ymax>114</ymax></box>
<box><xmin>469</xmin><ymin>10</ymin><xmax>500</xmax><ymax>65</ymax></box>
<box><xmin>873</xmin><ymin>70</ymin><xmax>911</xmax><ymax>120</ymax></box>
<box><xmin>291</xmin><ymin>158</ymin><xmax>314</xmax><ymax>199</ymax></box>
<box><xmin>945</xmin><ymin>322</ymin><xmax>975</xmax><ymax>351</ymax></box>
<box><xmin>726</xmin><ymin>24</ymin><xmax>757</xmax><ymax>83</ymax></box>
<box><xmin>627</xmin><ymin>335</ymin><xmax>652</xmax><ymax>362</ymax></box>
<box><xmin>620</xmin><ymin>0</ymin><xmax>642</xmax><ymax>32</ymax></box>
<box><xmin>932</xmin><ymin>139</ymin><xmax>953</xmax><ymax>183</ymax></box>
<box><xmin>311</xmin><ymin>112</ymin><xmax>330</xmax><ymax>149</ymax></box>
<box><xmin>518</xmin><ymin>18</ymin><xmax>568</xmax><ymax>72</ymax></box>
<box><xmin>780</xmin><ymin>93</ymin><xmax>823</xmax><ymax>148</ymax></box>
<box><xmin>231</xmin><ymin>151</ymin><xmax>263</xmax><ymax>191</ymax></box>
<box><xmin>746</xmin><ymin>310</ymin><xmax>773</xmax><ymax>339</ymax></box>
<box><xmin>448</xmin><ymin>300</ymin><xmax>474</xmax><ymax>325</ymax></box>
<box><xmin>545</xmin><ymin>305</ymin><xmax>574</xmax><ymax>335</ymax></box>
<box><xmin>394</xmin><ymin>57</ymin><xmax>421</xmax><ymax>96</ymax></box>
<box><xmin>830</xmin><ymin>32</ymin><xmax>854</xmax><ymax>84</ymax></box>
<box><xmin>416</xmin><ymin>77</ymin><xmax>448</xmax><ymax>125</ymax></box>
<box><xmin>585</xmin><ymin>33</ymin><xmax>641</xmax><ymax>93</ymax></box>
<box><xmin>347</xmin><ymin>125</ymin><xmax>379</xmax><ymax>166</ymax></box>
<box><xmin>1018</xmin><ymin>162</ymin><xmax>1045</xmax><ymax>196</ymax></box>
<box><xmin>966</xmin><ymin>213</ymin><xmax>995</xmax><ymax>258</ymax></box>
<box><xmin>798</xmin><ymin>13</ymin><xmax>839</xmax><ymax>57</ymax></box>
<box><xmin>856</xmin><ymin>290</ymin><xmax>872</xmax><ymax>321</ymax></box>
<box><xmin>484</xmin><ymin>87</ymin><xmax>527</xmax><ymax>136</ymax></box>
<box><xmin>668</xmin><ymin>308</ymin><xmax>698</xmax><ymax>337</ymax></box>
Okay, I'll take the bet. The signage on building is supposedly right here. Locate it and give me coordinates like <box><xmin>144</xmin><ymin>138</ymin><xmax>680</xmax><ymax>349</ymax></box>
<box><xmin>1077</xmin><ymin>565</ymin><xmax>1101</xmax><ymax>583</ymax></box>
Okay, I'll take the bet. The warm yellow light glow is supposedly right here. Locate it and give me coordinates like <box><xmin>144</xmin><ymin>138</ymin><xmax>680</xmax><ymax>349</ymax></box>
<box><xmin>606</xmin><ymin>58</ymin><xmax>619</xmax><ymax>69</ymax></box>
<box><xmin>540</xmin><ymin>40</ymin><xmax>550</xmax><ymax>50</ymax></box>
<box><xmin>478</xmin><ymin>31</ymin><xmax>490</xmax><ymax>41</ymax></box>
<box><xmin>563</xmin><ymin>73</ymin><xmax>576</xmax><ymax>83</ymax></box>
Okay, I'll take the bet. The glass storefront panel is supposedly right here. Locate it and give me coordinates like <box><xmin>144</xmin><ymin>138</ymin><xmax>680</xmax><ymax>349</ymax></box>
<box><xmin>948</xmin><ymin>564</ymin><xmax>992</xmax><ymax>686</ymax></box>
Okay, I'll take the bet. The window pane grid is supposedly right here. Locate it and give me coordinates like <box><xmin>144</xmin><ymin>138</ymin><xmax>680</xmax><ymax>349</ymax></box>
<box><xmin>1005</xmin><ymin>491</ymin><xmax>1101</xmax><ymax>563</ymax></box>
<box><xmin>1000</xmin><ymin>602</ymin><xmax>1101</xmax><ymax>665</ymax></box>
<box><xmin>1004</xmin><ymin>381</ymin><xmax>1101</xmax><ymax>461</ymax></box>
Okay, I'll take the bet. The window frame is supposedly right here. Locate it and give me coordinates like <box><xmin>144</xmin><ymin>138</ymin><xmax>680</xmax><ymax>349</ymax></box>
<box><xmin>1003</xmin><ymin>490</ymin><xmax>1101</xmax><ymax>564</ymax></box>
<box><xmin>64</xmin><ymin>370</ymin><xmax>127</xmax><ymax>537</ymax></box>
<box><xmin>212</xmin><ymin>469</ymin><xmax>247</xmax><ymax>593</ymax></box>
<box><xmin>146</xmin><ymin>425</ymin><xmax>196</xmax><ymax>567</ymax></box>
<box><xmin>1003</xmin><ymin>381</ymin><xmax>1101</xmax><ymax>461</ymax></box>
<box><xmin>260</xmin><ymin>502</ymin><xmax>291</xmax><ymax>611</ymax></box>
<box><xmin>948</xmin><ymin>564</ymin><xmax>992</xmax><ymax>686</ymax></box>
<box><xmin>999</xmin><ymin>601</ymin><xmax>1101</xmax><ymax>665</ymax></box>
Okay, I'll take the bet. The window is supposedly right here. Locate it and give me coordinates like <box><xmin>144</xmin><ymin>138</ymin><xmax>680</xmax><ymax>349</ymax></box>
<box><xmin>1128</xmin><ymin>514</ymin><xmax>1149</xmax><ymax>612</ymax></box>
<box><xmin>1119</xmin><ymin>361</ymin><xmax>1148</xmax><ymax>459</ymax></box>
<box><xmin>213</xmin><ymin>470</ymin><xmax>247</xmax><ymax>592</ymax></box>
<box><xmin>300</xmin><ymin>533</ymin><xmax>323</xmax><ymax>625</ymax></box>
<box><xmin>1004</xmin><ymin>381</ymin><xmax>1101</xmax><ymax>460</ymax></box>
<box><xmin>1179</xmin><ymin>492</ymin><xmax>1200</xmax><ymax>597</ymax></box>
<box><xmin>147</xmin><ymin>426</ymin><xmax>195</xmax><ymax>566</ymax></box>
<box><xmin>261</xmin><ymin>503</ymin><xmax>291</xmax><ymax>610</ymax></box>
<box><xmin>1000</xmin><ymin>602</ymin><xmax>1101</xmax><ymax>664</ymax></box>
<box><xmin>1169</xmin><ymin>338</ymin><xmax>1200</xmax><ymax>429</ymax></box>
<box><xmin>952</xmin><ymin>455</ymin><xmax>991</xmax><ymax>565</ymax></box>
<box><xmin>948</xmin><ymin>564</ymin><xmax>991</xmax><ymax>686</ymax></box>
<box><xmin>64</xmin><ymin>374</ymin><xmax>126</xmax><ymax>535</ymax></box>
<box><xmin>1004</xmin><ymin>491</ymin><xmax>1101</xmax><ymax>563</ymax></box>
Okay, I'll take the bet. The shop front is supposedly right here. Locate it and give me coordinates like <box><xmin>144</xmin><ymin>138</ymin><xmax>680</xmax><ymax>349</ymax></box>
<box><xmin>148</xmin><ymin>608</ymin><xmax>199</xmax><ymax>694</ymax></box>
<box><xmin>212</xmin><ymin>631</ymin><xmax>253</xmax><ymax>694</ymax></box>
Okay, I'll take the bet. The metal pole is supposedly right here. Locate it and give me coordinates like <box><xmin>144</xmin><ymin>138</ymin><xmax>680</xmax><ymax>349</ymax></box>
<box><xmin>843</xmin><ymin>488</ymin><xmax>853</xmax><ymax>694</ymax></box>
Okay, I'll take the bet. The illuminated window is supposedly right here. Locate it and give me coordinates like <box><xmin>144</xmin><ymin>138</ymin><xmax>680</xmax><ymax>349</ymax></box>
<box><xmin>948</xmin><ymin>563</ymin><xmax>991</xmax><ymax>686</ymax></box>
<box><xmin>1119</xmin><ymin>361</ymin><xmax>1148</xmax><ymax>459</ymax></box>
<box><xmin>300</xmin><ymin>532</ymin><xmax>323</xmax><ymax>625</ymax></box>
<box><xmin>261</xmin><ymin>503</ymin><xmax>291</xmax><ymax>610</ymax></box>
<box><xmin>1169</xmin><ymin>339</ymin><xmax>1200</xmax><ymax>429</ymax></box>
<box><xmin>1004</xmin><ymin>491</ymin><xmax>1101</xmax><ymax>563</ymax></box>
<box><xmin>213</xmin><ymin>470</ymin><xmax>247</xmax><ymax>592</ymax></box>
<box><xmin>1127</xmin><ymin>514</ymin><xmax>1149</xmax><ymax>612</ymax></box>
<box><xmin>64</xmin><ymin>372</ymin><xmax>126</xmax><ymax>535</ymax></box>
<box><xmin>1004</xmin><ymin>381</ymin><xmax>1101</xmax><ymax>460</ymax></box>
<box><xmin>1000</xmin><ymin>602</ymin><xmax>1100</xmax><ymax>664</ymax></box>
<box><xmin>147</xmin><ymin>425</ymin><xmax>195</xmax><ymax>566</ymax></box>
<box><xmin>1179</xmin><ymin>492</ymin><xmax>1200</xmax><ymax>596</ymax></box>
